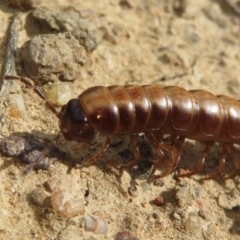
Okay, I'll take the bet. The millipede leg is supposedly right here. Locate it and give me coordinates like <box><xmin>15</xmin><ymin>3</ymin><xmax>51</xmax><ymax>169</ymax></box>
<box><xmin>179</xmin><ymin>142</ymin><xmax>213</xmax><ymax>178</ymax></box>
<box><xmin>23</xmin><ymin>134</ymin><xmax>61</xmax><ymax>175</ymax></box>
<box><xmin>71</xmin><ymin>142</ymin><xmax>90</xmax><ymax>152</ymax></box>
<box><xmin>145</xmin><ymin>132</ymin><xmax>165</xmax><ymax>164</ymax></box>
<box><xmin>224</xmin><ymin>144</ymin><xmax>240</xmax><ymax>179</ymax></box>
<box><xmin>150</xmin><ymin>136</ymin><xmax>185</xmax><ymax>180</ymax></box>
<box><xmin>201</xmin><ymin>144</ymin><xmax>227</xmax><ymax>180</ymax></box>
<box><xmin>120</xmin><ymin>135</ymin><xmax>141</xmax><ymax>169</ymax></box>
<box><xmin>4</xmin><ymin>75</ymin><xmax>59</xmax><ymax>116</ymax></box>
<box><xmin>161</xmin><ymin>136</ymin><xmax>185</xmax><ymax>177</ymax></box>
<box><xmin>83</xmin><ymin>137</ymin><xmax>110</xmax><ymax>166</ymax></box>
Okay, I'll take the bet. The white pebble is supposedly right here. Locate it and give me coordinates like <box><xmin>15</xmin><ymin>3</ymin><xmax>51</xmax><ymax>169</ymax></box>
<box><xmin>84</xmin><ymin>215</ymin><xmax>108</xmax><ymax>234</ymax></box>
<box><xmin>185</xmin><ymin>212</ymin><xmax>201</xmax><ymax>231</ymax></box>
<box><xmin>9</xmin><ymin>94</ymin><xmax>26</xmax><ymax>117</ymax></box>
<box><xmin>43</xmin><ymin>83</ymin><xmax>74</xmax><ymax>106</ymax></box>
<box><xmin>51</xmin><ymin>190</ymin><xmax>84</xmax><ymax>218</ymax></box>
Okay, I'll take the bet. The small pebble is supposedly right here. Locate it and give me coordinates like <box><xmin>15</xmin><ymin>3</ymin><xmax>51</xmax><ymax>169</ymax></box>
<box><xmin>44</xmin><ymin>178</ymin><xmax>60</xmax><ymax>192</ymax></box>
<box><xmin>153</xmin><ymin>179</ymin><xmax>165</xmax><ymax>187</ymax></box>
<box><xmin>43</xmin><ymin>83</ymin><xmax>74</xmax><ymax>106</ymax></box>
<box><xmin>30</xmin><ymin>188</ymin><xmax>48</xmax><ymax>207</ymax></box>
<box><xmin>185</xmin><ymin>212</ymin><xmax>201</xmax><ymax>231</ymax></box>
<box><xmin>51</xmin><ymin>190</ymin><xmax>84</xmax><ymax>218</ymax></box>
<box><xmin>173</xmin><ymin>212</ymin><xmax>181</xmax><ymax>221</ymax></box>
<box><xmin>154</xmin><ymin>195</ymin><xmax>164</xmax><ymax>206</ymax></box>
<box><xmin>128</xmin><ymin>186</ymin><xmax>138</xmax><ymax>198</ymax></box>
<box><xmin>1</xmin><ymin>136</ymin><xmax>25</xmax><ymax>156</ymax></box>
<box><xmin>172</xmin><ymin>0</ymin><xmax>186</xmax><ymax>16</ymax></box>
<box><xmin>84</xmin><ymin>215</ymin><xmax>108</xmax><ymax>234</ymax></box>
<box><xmin>1</xmin><ymin>135</ymin><xmax>65</xmax><ymax>172</ymax></box>
<box><xmin>115</xmin><ymin>231</ymin><xmax>139</xmax><ymax>240</ymax></box>
<box><xmin>194</xmin><ymin>188</ymin><xmax>200</xmax><ymax>198</ymax></box>
<box><xmin>32</xmin><ymin>7</ymin><xmax>98</xmax><ymax>52</ymax></box>
<box><xmin>9</xmin><ymin>94</ymin><xmax>26</xmax><ymax>118</ymax></box>
<box><xmin>20</xmin><ymin>32</ymin><xmax>87</xmax><ymax>82</ymax></box>
<box><xmin>140</xmin><ymin>182</ymin><xmax>152</xmax><ymax>192</ymax></box>
<box><xmin>198</xmin><ymin>209</ymin><xmax>207</xmax><ymax>220</ymax></box>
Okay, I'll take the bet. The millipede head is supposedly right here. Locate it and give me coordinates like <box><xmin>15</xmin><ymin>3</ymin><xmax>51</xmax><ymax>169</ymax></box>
<box><xmin>59</xmin><ymin>99</ymin><xmax>95</xmax><ymax>143</ymax></box>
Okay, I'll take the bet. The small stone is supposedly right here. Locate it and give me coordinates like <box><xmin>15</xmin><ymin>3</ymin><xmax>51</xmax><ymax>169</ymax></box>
<box><xmin>198</xmin><ymin>209</ymin><xmax>207</xmax><ymax>220</ymax></box>
<box><xmin>9</xmin><ymin>94</ymin><xmax>26</xmax><ymax>118</ymax></box>
<box><xmin>140</xmin><ymin>182</ymin><xmax>152</xmax><ymax>191</ymax></box>
<box><xmin>153</xmin><ymin>179</ymin><xmax>165</xmax><ymax>187</ymax></box>
<box><xmin>173</xmin><ymin>212</ymin><xmax>181</xmax><ymax>221</ymax></box>
<box><xmin>185</xmin><ymin>212</ymin><xmax>201</xmax><ymax>231</ymax></box>
<box><xmin>43</xmin><ymin>83</ymin><xmax>74</xmax><ymax>106</ymax></box>
<box><xmin>115</xmin><ymin>231</ymin><xmax>139</xmax><ymax>240</ymax></box>
<box><xmin>172</xmin><ymin>0</ymin><xmax>186</xmax><ymax>16</ymax></box>
<box><xmin>84</xmin><ymin>215</ymin><xmax>108</xmax><ymax>234</ymax></box>
<box><xmin>20</xmin><ymin>32</ymin><xmax>87</xmax><ymax>83</ymax></box>
<box><xmin>44</xmin><ymin>178</ymin><xmax>60</xmax><ymax>192</ymax></box>
<box><xmin>32</xmin><ymin>7</ymin><xmax>98</xmax><ymax>52</ymax></box>
<box><xmin>1</xmin><ymin>136</ymin><xmax>25</xmax><ymax>156</ymax></box>
<box><xmin>30</xmin><ymin>188</ymin><xmax>48</xmax><ymax>207</ymax></box>
<box><xmin>55</xmin><ymin>7</ymin><xmax>98</xmax><ymax>52</ymax></box>
<box><xmin>128</xmin><ymin>186</ymin><xmax>138</xmax><ymax>198</ymax></box>
<box><xmin>51</xmin><ymin>190</ymin><xmax>85</xmax><ymax>218</ymax></box>
<box><xmin>154</xmin><ymin>195</ymin><xmax>164</xmax><ymax>206</ymax></box>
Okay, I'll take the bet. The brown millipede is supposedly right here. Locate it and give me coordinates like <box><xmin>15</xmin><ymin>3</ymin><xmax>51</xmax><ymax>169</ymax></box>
<box><xmin>4</xmin><ymin>76</ymin><xmax>240</xmax><ymax>180</ymax></box>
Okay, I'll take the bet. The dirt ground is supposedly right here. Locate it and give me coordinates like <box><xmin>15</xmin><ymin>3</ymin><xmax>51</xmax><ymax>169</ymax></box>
<box><xmin>0</xmin><ymin>0</ymin><xmax>240</xmax><ymax>239</ymax></box>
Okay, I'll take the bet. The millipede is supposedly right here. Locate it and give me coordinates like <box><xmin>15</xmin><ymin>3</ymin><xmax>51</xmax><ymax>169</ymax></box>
<box><xmin>4</xmin><ymin>76</ymin><xmax>240</xmax><ymax>180</ymax></box>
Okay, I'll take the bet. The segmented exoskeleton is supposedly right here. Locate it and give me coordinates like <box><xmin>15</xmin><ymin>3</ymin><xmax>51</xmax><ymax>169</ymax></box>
<box><xmin>5</xmin><ymin>76</ymin><xmax>240</xmax><ymax>179</ymax></box>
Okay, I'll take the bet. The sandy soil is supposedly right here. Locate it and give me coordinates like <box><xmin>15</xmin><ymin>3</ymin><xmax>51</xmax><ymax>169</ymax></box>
<box><xmin>0</xmin><ymin>0</ymin><xmax>240</xmax><ymax>239</ymax></box>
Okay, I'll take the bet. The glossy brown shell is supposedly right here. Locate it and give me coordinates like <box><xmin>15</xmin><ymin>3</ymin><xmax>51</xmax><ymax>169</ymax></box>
<box><xmin>78</xmin><ymin>85</ymin><xmax>240</xmax><ymax>143</ymax></box>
